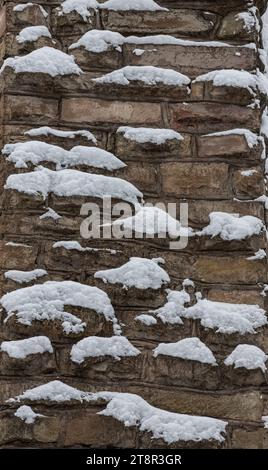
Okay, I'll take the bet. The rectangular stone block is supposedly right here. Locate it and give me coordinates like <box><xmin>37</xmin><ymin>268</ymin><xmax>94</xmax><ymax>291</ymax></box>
<box><xmin>4</xmin><ymin>94</ymin><xmax>58</xmax><ymax>124</ymax></box>
<box><xmin>61</xmin><ymin>97</ymin><xmax>162</xmax><ymax>126</ymax></box>
<box><xmin>160</xmin><ymin>162</ymin><xmax>229</xmax><ymax>198</ymax></box>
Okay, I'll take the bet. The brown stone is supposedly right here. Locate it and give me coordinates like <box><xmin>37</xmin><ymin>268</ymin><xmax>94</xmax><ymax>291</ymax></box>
<box><xmin>232</xmin><ymin>168</ymin><xmax>265</xmax><ymax>198</ymax></box>
<box><xmin>4</xmin><ymin>94</ymin><xmax>58</xmax><ymax>124</ymax></box>
<box><xmin>218</xmin><ymin>11</ymin><xmax>257</xmax><ymax>41</ymax></box>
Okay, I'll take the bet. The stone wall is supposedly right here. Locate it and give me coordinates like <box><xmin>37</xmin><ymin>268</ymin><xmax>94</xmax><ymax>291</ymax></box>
<box><xmin>0</xmin><ymin>0</ymin><xmax>267</xmax><ymax>448</ymax></box>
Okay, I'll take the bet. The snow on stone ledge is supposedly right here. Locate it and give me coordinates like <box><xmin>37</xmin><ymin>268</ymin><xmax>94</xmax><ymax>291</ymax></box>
<box><xmin>4</xmin><ymin>269</ymin><xmax>47</xmax><ymax>284</ymax></box>
<box><xmin>117</xmin><ymin>127</ymin><xmax>183</xmax><ymax>145</ymax></box>
<box><xmin>5</xmin><ymin>167</ymin><xmax>142</xmax><ymax>205</ymax></box>
<box><xmin>111</xmin><ymin>206</ymin><xmax>193</xmax><ymax>238</ymax></box>
<box><xmin>25</xmin><ymin>126</ymin><xmax>97</xmax><ymax>144</ymax></box>
<box><xmin>8</xmin><ymin>380</ymin><xmax>92</xmax><ymax>403</ymax></box>
<box><xmin>16</xmin><ymin>26</ymin><xmax>52</xmax><ymax>44</ymax></box>
<box><xmin>263</xmin><ymin>416</ymin><xmax>268</xmax><ymax>429</ymax></box>
<box><xmin>99</xmin><ymin>0</ymin><xmax>168</xmax><ymax>11</ymax></box>
<box><xmin>93</xmin><ymin>66</ymin><xmax>191</xmax><ymax>87</ymax></box>
<box><xmin>125</xmin><ymin>34</ymin><xmax>255</xmax><ymax>49</ymax></box>
<box><xmin>194</xmin><ymin>69</ymin><xmax>268</xmax><ymax>96</ymax></box>
<box><xmin>0</xmin><ymin>47</ymin><xmax>82</xmax><ymax>77</ymax></box>
<box><xmin>69</xmin><ymin>30</ymin><xmax>125</xmax><ymax>53</ymax></box>
<box><xmin>153</xmin><ymin>337</ymin><xmax>217</xmax><ymax>365</ymax></box>
<box><xmin>150</xmin><ymin>289</ymin><xmax>190</xmax><ymax>325</ymax></box>
<box><xmin>40</xmin><ymin>208</ymin><xmax>61</xmax><ymax>221</ymax></box>
<box><xmin>58</xmin><ymin>0</ymin><xmax>99</xmax><ymax>21</ymax></box>
<box><xmin>203</xmin><ymin>128</ymin><xmax>261</xmax><ymax>149</ymax></box>
<box><xmin>197</xmin><ymin>212</ymin><xmax>264</xmax><ymax>241</ymax></box>
<box><xmin>0</xmin><ymin>336</ymin><xmax>53</xmax><ymax>359</ymax></box>
<box><xmin>96</xmin><ymin>392</ymin><xmax>227</xmax><ymax>444</ymax></box>
<box><xmin>13</xmin><ymin>3</ymin><xmax>48</xmax><ymax>18</ymax></box>
<box><xmin>52</xmin><ymin>240</ymin><xmax>117</xmax><ymax>255</ymax></box>
<box><xmin>224</xmin><ymin>344</ymin><xmax>268</xmax><ymax>372</ymax></box>
<box><xmin>71</xmin><ymin>336</ymin><xmax>140</xmax><ymax>363</ymax></box>
<box><xmin>3</xmin><ymin>141</ymin><xmax>125</xmax><ymax>171</ymax></box>
<box><xmin>135</xmin><ymin>314</ymin><xmax>157</xmax><ymax>326</ymax></box>
<box><xmin>0</xmin><ymin>281</ymin><xmax>119</xmax><ymax>335</ymax></box>
<box><xmin>184</xmin><ymin>299</ymin><xmax>267</xmax><ymax>335</ymax></box>
<box><xmin>15</xmin><ymin>405</ymin><xmax>44</xmax><ymax>424</ymax></box>
<box><xmin>94</xmin><ymin>257</ymin><xmax>170</xmax><ymax>290</ymax></box>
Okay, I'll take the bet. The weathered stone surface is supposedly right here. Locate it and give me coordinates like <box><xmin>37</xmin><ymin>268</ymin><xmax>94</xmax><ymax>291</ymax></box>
<box><xmin>232</xmin><ymin>167</ymin><xmax>265</xmax><ymax>198</ymax></box>
<box><xmin>218</xmin><ymin>11</ymin><xmax>257</xmax><ymax>41</ymax></box>
<box><xmin>4</xmin><ymin>94</ymin><xmax>58</xmax><ymax>124</ymax></box>
<box><xmin>196</xmin><ymin>133</ymin><xmax>263</xmax><ymax>159</ymax></box>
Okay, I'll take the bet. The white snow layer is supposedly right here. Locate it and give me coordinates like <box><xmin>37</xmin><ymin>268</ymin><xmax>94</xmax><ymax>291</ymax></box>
<box><xmin>247</xmin><ymin>249</ymin><xmax>267</xmax><ymax>260</ymax></box>
<box><xmin>16</xmin><ymin>26</ymin><xmax>52</xmax><ymax>44</ymax></box>
<box><xmin>96</xmin><ymin>392</ymin><xmax>227</xmax><ymax>443</ymax></box>
<box><xmin>8</xmin><ymin>380</ymin><xmax>93</xmax><ymax>403</ymax></box>
<box><xmin>135</xmin><ymin>314</ymin><xmax>157</xmax><ymax>326</ymax></box>
<box><xmin>94</xmin><ymin>66</ymin><xmax>191</xmax><ymax>87</ymax></box>
<box><xmin>69</xmin><ymin>30</ymin><xmax>125</xmax><ymax>53</ymax></box>
<box><xmin>204</xmin><ymin>128</ymin><xmax>261</xmax><ymax>148</ymax></box>
<box><xmin>71</xmin><ymin>336</ymin><xmax>140</xmax><ymax>363</ymax></box>
<box><xmin>13</xmin><ymin>3</ymin><xmax>48</xmax><ymax>17</ymax></box>
<box><xmin>263</xmin><ymin>416</ymin><xmax>268</xmax><ymax>429</ymax></box>
<box><xmin>0</xmin><ymin>47</ymin><xmax>82</xmax><ymax>77</ymax></box>
<box><xmin>39</xmin><ymin>208</ymin><xmax>62</xmax><ymax>220</ymax></box>
<box><xmin>94</xmin><ymin>257</ymin><xmax>170</xmax><ymax>289</ymax></box>
<box><xmin>150</xmin><ymin>290</ymin><xmax>267</xmax><ymax>334</ymax></box>
<box><xmin>5</xmin><ymin>167</ymin><xmax>142</xmax><ymax>205</ymax></box>
<box><xmin>8</xmin><ymin>384</ymin><xmax>227</xmax><ymax>442</ymax></box>
<box><xmin>111</xmin><ymin>206</ymin><xmax>192</xmax><ymax>238</ymax></box>
<box><xmin>25</xmin><ymin>126</ymin><xmax>97</xmax><ymax>143</ymax></box>
<box><xmin>0</xmin><ymin>336</ymin><xmax>53</xmax><ymax>359</ymax></box>
<box><xmin>4</xmin><ymin>269</ymin><xmax>47</xmax><ymax>284</ymax></box>
<box><xmin>153</xmin><ymin>337</ymin><xmax>217</xmax><ymax>365</ymax></box>
<box><xmin>224</xmin><ymin>344</ymin><xmax>268</xmax><ymax>372</ymax></box>
<box><xmin>195</xmin><ymin>69</ymin><xmax>268</xmax><ymax>96</ymax></box>
<box><xmin>198</xmin><ymin>212</ymin><xmax>264</xmax><ymax>240</ymax></box>
<box><xmin>3</xmin><ymin>141</ymin><xmax>125</xmax><ymax>170</ymax></box>
<box><xmin>15</xmin><ymin>405</ymin><xmax>44</xmax><ymax>424</ymax></box>
<box><xmin>117</xmin><ymin>126</ymin><xmax>183</xmax><ymax>144</ymax></box>
<box><xmin>0</xmin><ymin>281</ymin><xmax>118</xmax><ymax>335</ymax></box>
<box><xmin>59</xmin><ymin>0</ymin><xmax>99</xmax><ymax>21</ymax></box>
<box><xmin>99</xmin><ymin>0</ymin><xmax>167</xmax><ymax>11</ymax></box>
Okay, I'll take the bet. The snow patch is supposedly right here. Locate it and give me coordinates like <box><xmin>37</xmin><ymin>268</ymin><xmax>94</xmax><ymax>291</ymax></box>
<box><xmin>99</xmin><ymin>0</ymin><xmax>168</xmax><ymax>11</ymax></box>
<box><xmin>94</xmin><ymin>66</ymin><xmax>191</xmax><ymax>87</ymax></box>
<box><xmin>224</xmin><ymin>344</ymin><xmax>267</xmax><ymax>372</ymax></box>
<box><xmin>8</xmin><ymin>380</ymin><xmax>92</xmax><ymax>403</ymax></box>
<box><xmin>15</xmin><ymin>405</ymin><xmax>44</xmax><ymax>424</ymax></box>
<box><xmin>69</xmin><ymin>30</ymin><xmax>124</xmax><ymax>53</ymax></box>
<box><xmin>52</xmin><ymin>240</ymin><xmax>117</xmax><ymax>255</ymax></box>
<box><xmin>194</xmin><ymin>69</ymin><xmax>268</xmax><ymax>96</ymax></box>
<box><xmin>94</xmin><ymin>257</ymin><xmax>170</xmax><ymax>290</ymax></box>
<box><xmin>16</xmin><ymin>26</ymin><xmax>52</xmax><ymax>44</ymax></box>
<box><xmin>13</xmin><ymin>3</ymin><xmax>48</xmax><ymax>17</ymax></box>
<box><xmin>25</xmin><ymin>126</ymin><xmax>97</xmax><ymax>144</ymax></box>
<box><xmin>204</xmin><ymin>128</ymin><xmax>261</xmax><ymax>149</ymax></box>
<box><xmin>117</xmin><ymin>126</ymin><xmax>183</xmax><ymax>145</ymax></box>
<box><xmin>39</xmin><ymin>208</ymin><xmax>61</xmax><ymax>221</ymax></box>
<box><xmin>1</xmin><ymin>336</ymin><xmax>53</xmax><ymax>359</ymax></box>
<box><xmin>4</xmin><ymin>269</ymin><xmax>47</xmax><ymax>284</ymax></box>
<box><xmin>135</xmin><ymin>314</ymin><xmax>157</xmax><ymax>326</ymax></box>
<box><xmin>0</xmin><ymin>47</ymin><xmax>82</xmax><ymax>77</ymax></box>
<box><xmin>71</xmin><ymin>336</ymin><xmax>140</xmax><ymax>363</ymax></box>
<box><xmin>59</xmin><ymin>0</ymin><xmax>99</xmax><ymax>21</ymax></box>
<box><xmin>153</xmin><ymin>337</ymin><xmax>217</xmax><ymax>365</ymax></box>
<box><xmin>197</xmin><ymin>212</ymin><xmax>264</xmax><ymax>241</ymax></box>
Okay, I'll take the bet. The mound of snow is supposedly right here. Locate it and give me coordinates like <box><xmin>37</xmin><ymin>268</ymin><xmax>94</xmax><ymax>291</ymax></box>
<box><xmin>94</xmin><ymin>65</ymin><xmax>190</xmax><ymax>87</ymax></box>
<box><xmin>3</xmin><ymin>141</ymin><xmax>125</xmax><ymax>170</ymax></box>
<box><xmin>197</xmin><ymin>212</ymin><xmax>264</xmax><ymax>240</ymax></box>
<box><xmin>69</xmin><ymin>30</ymin><xmax>124</xmax><ymax>53</ymax></box>
<box><xmin>153</xmin><ymin>337</ymin><xmax>217</xmax><ymax>365</ymax></box>
<box><xmin>204</xmin><ymin>128</ymin><xmax>261</xmax><ymax>149</ymax></box>
<box><xmin>150</xmin><ymin>289</ymin><xmax>190</xmax><ymax>325</ymax></box>
<box><xmin>25</xmin><ymin>126</ymin><xmax>97</xmax><ymax>143</ymax></box>
<box><xmin>117</xmin><ymin>127</ymin><xmax>183</xmax><ymax>145</ymax></box>
<box><xmin>15</xmin><ymin>405</ymin><xmax>44</xmax><ymax>424</ymax></box>
<box><xmin>16</xmin><ymin>26</ymin><xmax>52</xmax><ymax>44</ymax></box>
<box><xmin>96</xmin><ymin>392</ymin><xmax>227</xmax><ymax>443</ymax></box>
<box><xmin>71</xmin><ymin>336</ymin><xmax>140</xmax><ymax>363</ymax></box>
<box><xmin>8</xmin><ymin>380</ymin><xmax>92</xmax><ymax>403</ymax></box>
<box><xmin>224</xmin><ymin>344</ymin><xmax>268</xmax><ymax>372</ymax></box>
<box><xmin>0</xmin><ymin>336</ymin><xmax>53</xmax><ymax>359</ymax></box>
<box><xmin>135</xmin><ymin>314</ymin><xmax>157</xmax><ymax>326</ymax></box>
<box><xmin>59</xmin><ymin>0</ymin><xmax>99</xmax><ymax>21</ymax></box>
<box><xmin>0</xmin><ymin>47</ymin><xmax>82</xmax><ymax>77</ymax></box>
<box><xmin>39</xmin><ymin>208</ymin><xmax>61</xmax><ymax>221</ymax></box>
<box><xmin>4</xmin><ymin>269</ymin><xmax>47</xmax><ymax>284</ymax></box>
<box><xmin>94</xmin><ymin>257</ymin><xmax>170</xmax><ymax>290</ymax></box>
<box><xmin>5</xmin><ymin>167</ymin><xmax>142</xmax><ymax>205</ymax></box>
<box><xmin>1</xmin><ymin>281</ymin><xmax>118</xmax><ymax>335</ymax></box>
<box><xmin>111</xmin><ymin>206</ymin><xmax>192</xmax><ymax>238</ymax></box>
<box><xmin>194</xmin><ymin>69</ymin><xmax>268</xmax><ymax>96</ymax></box>
<box><xmin>13</xmin><ymin>3</ymin><xmax>48</xmax><ymax>18</ymax></box>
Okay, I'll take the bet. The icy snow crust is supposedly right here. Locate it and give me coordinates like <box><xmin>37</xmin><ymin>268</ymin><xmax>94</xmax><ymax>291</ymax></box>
<box><xmin>5</xmin><ymin>167</ymin><xmax>142</xmax><ymax>205</ymax></box>
<box><xmin>8</xmin><ymin>382</ymin><xmax>227</xmax><ymax>443</ymax></box>
<box><xmin>3</xmin><ymin>141</ymin><xmax>125</xmax><ymax>170</ymax></box>
<box><xmin>94</xmin><ymin>257</ymin><xmax>170</xmax><ymax>289</ymax></box>
<box><xmin>0</xmin><ymin>281</ymin><xmax>118</xmax><ymax>335</ymax></box>
<box><xmin>1</xmin><ymin>336</ymin><xmax>53</xmax><ymax>359</ymax></box>
<box><xmin>71</xmin><ymin>336</ymin><xmax>140</xmax><ymax>363</ymax></box>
